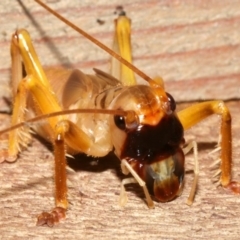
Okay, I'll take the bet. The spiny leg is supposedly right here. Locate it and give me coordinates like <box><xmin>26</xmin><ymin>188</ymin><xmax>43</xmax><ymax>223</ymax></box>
<box><xmin>5</xmin><ymin>29</ymin><xmax>96</xmax><ymax>226</ymax></box>
<box><xmin>0</xmin><ymin>76</ymin><xmax>31</xmax><ymax>162</ymax></box>
<box><xmin>178</xmin><ymin>101</ymin><xmax>240</xmax><ymax>193</ymax></box>
<box><xmin>0</xmin><ymin>31</ymin><xmax>33</xmax><ymax>162</ymax></box>
<box><xmin>0</xmin><ymin>29</ymin><xmax>64</xmax><ymax>163</ymax></box>
<box><xmin>9</xmin><ymin>29</ymin><xmax>69</xmax><ymax>226</ymax></box>
<box><xmin>120</xmin><ymin>159</ymin><xmax>154</xmax><ymax>208</ymax></box>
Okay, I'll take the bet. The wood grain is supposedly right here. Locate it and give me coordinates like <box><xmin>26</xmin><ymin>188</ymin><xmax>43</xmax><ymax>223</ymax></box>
<box><xmin>0</xmin><ymin>1</ymin><xmax>240</xmax><ymax>239</ymax></box>
<box><xmin>0</xmin><ymin>0</ymin><xmax>240</xmax><ymax>101</ymax></box>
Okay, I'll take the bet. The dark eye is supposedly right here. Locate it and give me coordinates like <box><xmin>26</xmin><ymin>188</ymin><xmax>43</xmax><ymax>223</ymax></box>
<box><xmin>114</xmin><ymin>115</ymin><xmax>126</xmax><ymax>130</ymax></box>
<box><xmin>166</xmin><ymin>92</ymin><xmax>176</xmax><ymax>111</ymax></box>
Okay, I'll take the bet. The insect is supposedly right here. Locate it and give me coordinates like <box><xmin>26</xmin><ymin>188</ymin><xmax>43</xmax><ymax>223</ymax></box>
<box><xmin>0</xmin><ymin>0</ymin><xmax>239</xmax><ymax>227</ymax></box>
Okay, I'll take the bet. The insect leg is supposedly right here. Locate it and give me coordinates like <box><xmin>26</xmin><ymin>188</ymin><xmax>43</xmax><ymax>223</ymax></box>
<box><xmin>5</xmin><ymin>76</ymin><xmax>31</xmax><ymax>161</ymax></box>
<box><xmin>121</xmin><ymin>159</ymin><xmax>154</xmax><ymax>208</ymax></box>
<box><xmin>183</xmin><ymin>141</ymin><xmax>199</xmax><ymax>205</ymax></box>
<box><xmin>177</xmin><ymin>101</ymin><xmax>240</xmax><ymax>193</ymax></box>
<box><xmin>119</xmin><ymin>177</ymin><xmax>136</xmax><ymax>206</ymax></box>
<box><xmin>111</xmin><ymin>11</ymin><xmax>166</xmax><ymax>88</ymax></box>
<box><xmin>8</xmin><ymin>29</ymin><xmax>99</xmax><ymax>226</ymax></box>
<box><xmin>10</xmin><ymin>29</ymin><xmax>69</xmax><ymax>225</ymax></box>
<box><xmin>111</xmin><ymin>10</ymin><xmax>136</xmax><ymax>86</ymax></box>
<box><xmin>37</xmin><ymin>118</ymin><xmax>96</xmax><ymax>226</ymax></box>
<box><xmin>3</xmin><ymin>31</ymin><xmax>40</xmax><ymax>161</ymax></box>
<box><xmin>3</xmin><ymin>29</ymin><xmax>63</xmax><ymax>162</ymax></box>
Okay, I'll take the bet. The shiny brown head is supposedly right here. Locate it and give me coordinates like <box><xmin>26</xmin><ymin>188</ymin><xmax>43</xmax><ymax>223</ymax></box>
<box><xmin>109</xmin><ymin>85</ymin><xmax>185</xmax><ymax>202</ymax></box>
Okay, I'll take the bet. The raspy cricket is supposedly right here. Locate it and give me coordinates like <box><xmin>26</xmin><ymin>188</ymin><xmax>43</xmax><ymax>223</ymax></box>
<box><xmin>0</xmin><ymin>0</ymin><xmax>239</xmax><ymax>227</ymax></box>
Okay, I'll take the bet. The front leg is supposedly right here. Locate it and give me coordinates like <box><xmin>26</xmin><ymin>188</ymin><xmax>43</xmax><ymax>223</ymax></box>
<box><xmin>37</xmin><ymin>120</ymin><xmax>92</xmax><ymax>226</ymax></box>
<box><xmin>120</xmin><ymin>159</ymin><xmax>154</xmax><ymax>209</ymax></box>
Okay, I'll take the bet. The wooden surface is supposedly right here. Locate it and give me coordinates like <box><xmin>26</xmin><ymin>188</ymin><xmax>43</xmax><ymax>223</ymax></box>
<box><xmin>0</xmin><ymin>1</ymin><xmax>240</xmax><ymax>239</ymax></box>
<box><xmin>0</xmin><ymin>0</ymin><xmax>240</xmax><ymax>101</ymax></box>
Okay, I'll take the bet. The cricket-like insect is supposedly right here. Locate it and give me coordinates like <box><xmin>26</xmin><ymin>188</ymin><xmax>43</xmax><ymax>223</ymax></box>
<box><xmin>0</xmin><ymin>0</ymin><xmax>239</xmax><ymax>227</ymax></box>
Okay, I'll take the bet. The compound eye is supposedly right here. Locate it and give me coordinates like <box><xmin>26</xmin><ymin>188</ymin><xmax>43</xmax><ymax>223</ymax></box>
<box><xmin>166</xmin><ymin>92</ymin><xmax>176</xmax><ymax>112</ymax></box>
<box><xmin>114</xmin><ymin>115</ymin><xmax>126</xmax><ymax>130</ymax></box>
<box><xmin>114</xmin><ymin>111</ymin><xmax>139</xmax><ymax>131</ymax></box>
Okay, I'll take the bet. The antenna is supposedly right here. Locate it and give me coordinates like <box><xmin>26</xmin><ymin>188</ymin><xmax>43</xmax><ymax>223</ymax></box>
<box><xmin>34</xmin><ymin>0</ymin><xmax>153</xmax><ymax>83</ymax></box>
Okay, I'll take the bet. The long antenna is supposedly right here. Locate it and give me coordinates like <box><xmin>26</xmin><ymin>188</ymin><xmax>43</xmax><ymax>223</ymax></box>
<box><xmin>0</xmin><ymin>109</ymin><xmax>128</xmax><ymax>135</ymax></box>
<box><xmin>34</xmin><ymin>0</ymin><xmax>153</xmax><ymax>83</ymax></box>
